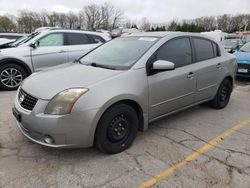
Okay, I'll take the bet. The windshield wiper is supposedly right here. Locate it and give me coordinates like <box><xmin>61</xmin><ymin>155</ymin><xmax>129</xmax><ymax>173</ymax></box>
<box><xmin>239</xmin><ymin>49</ymin><xmax>246</xmax><ymax>52</ymax></box>
<box><xmin>73</xmin><ymin>59</ymin><xmax>82</xmax><ymax>64</ymax></box>
<box><xmin>88</xmin><ymin>62</ymin><xmax>117</xmax><ymax>70</ymax></box>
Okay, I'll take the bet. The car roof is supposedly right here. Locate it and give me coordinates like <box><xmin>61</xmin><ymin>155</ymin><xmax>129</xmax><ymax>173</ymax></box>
<box><xmin>123</xmin><ymin>31</ymin><xmax>218</xmax><ymax>43</ymax></box>
<box><xmin>44</xmin><ymin>29</ymin><xmax>107</xmax><ymax>36</ymax></box>
<box><xmin>125</xmin><ymin>31</ymin><xmax>211</xmax><ymax>38</ymax></box>
<box><xmin>122</xmin><ymin>31</ymin><xmax>177</xmax><ymax>38</ymax></box>
<box><xmin>37</xmin><ymin>29</ymin><xmax>111</xmax><ymax>41</ymax></box>
<box><xmin>0</xmin><ymin>33</ymin><xmax>25</xmax><ymax>36</ymax></box>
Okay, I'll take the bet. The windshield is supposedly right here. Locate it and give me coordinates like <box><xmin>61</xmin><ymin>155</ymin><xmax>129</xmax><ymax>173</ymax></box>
<box><xmin>240</xmin><ymin>42</ymin><xmax>250</xmax><ymax>52</ymax></box>
<box><xmin>221</xmin><ymin>39</ymin><xmax>243</xmax><ymax>46</ymax></box>
<box><xmin>11</xmin><ymin>32</ymin><xmax>40</xmax><ymax>47</ymax></box>
<box><xmin>80</xmin><ymin>36</ymin><xmax>159</xmax><ymax>70</ymax></box>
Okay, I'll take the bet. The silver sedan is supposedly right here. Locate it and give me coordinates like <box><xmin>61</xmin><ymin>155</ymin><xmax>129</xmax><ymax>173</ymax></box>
<box><xmin>13</xmin><ymin>32</ymin><xmax>237</xmax><ymax>154</ymax></box>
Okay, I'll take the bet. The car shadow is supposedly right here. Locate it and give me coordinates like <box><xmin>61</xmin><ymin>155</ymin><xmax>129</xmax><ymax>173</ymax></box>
<box><xmin>236</xmin><ymin>77</ymin><xmax>250</xmax><ymax>85</ymax></box>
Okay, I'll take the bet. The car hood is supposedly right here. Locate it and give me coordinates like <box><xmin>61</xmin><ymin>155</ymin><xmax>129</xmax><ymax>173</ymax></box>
<box><xmin>233</xmin><ymin>51</ymin><xmax>250</xmax><ymax>64</ymax></box>
<box><xmin>223</xmin><ymin>44</ymin><xmax>237</xmax><ymax>49</ymax></box>
<box><xmin>21</xmin><ymin>63</ymin><xmax>124</xmax><ymax>100</ymax></box>
<box><xmin>0</xmin><ymin>39</ymin><xmax>15</xmax><ymax>49</ymax></box>
<box><xmin>0</xmin><ymin>46</ymin><xmax>29</xmax><ymax>57</ymax></box>
<box><xmin>0</xmin><ymin>38</ymin><xmax>14</xmax><ymax>45</ymax></box>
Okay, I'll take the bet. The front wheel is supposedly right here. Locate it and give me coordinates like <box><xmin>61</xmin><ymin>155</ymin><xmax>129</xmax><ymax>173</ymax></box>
<box><xmin>95</xmin><ymin>103</ymin><xmax>138</xmax><ymax>154</ymax></box>
<box><xmin>209</xmin><ymin>78</ymin><xmax>232</xmax><ymax>109</ymax></box>
<box><xmin>0</xmin><ymin>64</ymin><xmax>27</xmax><ymax>90</ymax></box>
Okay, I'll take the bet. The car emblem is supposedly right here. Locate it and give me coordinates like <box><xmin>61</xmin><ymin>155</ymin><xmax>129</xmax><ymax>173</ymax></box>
<box><xmin>19</xmin><ymin>94</ymin><xmax>25</xmax><ymax>103</ymax></box>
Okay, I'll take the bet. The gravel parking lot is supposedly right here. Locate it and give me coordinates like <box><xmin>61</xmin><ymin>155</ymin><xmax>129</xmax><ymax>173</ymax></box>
<box><xmin>0</xmin><ymin>80</ymin><xmax>250</xmax><ymax>188</ymax></box>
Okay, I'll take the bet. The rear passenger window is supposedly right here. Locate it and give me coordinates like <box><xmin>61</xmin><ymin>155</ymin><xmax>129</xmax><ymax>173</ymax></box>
<box><xmin>67</xmin><ymin>33</ymin><xmax>91</xmax><ymax>45</ymax></box>
<box><xmin>193</xmin><ymin>38</ymin><xmax>214</xmax><ymax>61</ymax></box>
<box><xmin>156</xmin><ymin>37</ymin><xmax>192</xmax><ymax>68</ymax></box>
<box><xmin>88</xmin><ymin>34</ymin><xmax>105</xmax><ymax>43</ymax></box>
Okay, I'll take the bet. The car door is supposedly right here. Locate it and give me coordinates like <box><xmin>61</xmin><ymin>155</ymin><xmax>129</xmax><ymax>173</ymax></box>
<box><xmin>191</xmin><ymin>37</ymin><xmax>223</xmax><ymax>102</ymax></box>
<box><xmin>147</xmin><ymin>37</ymin><xmax>196</xmax><ymax>119</ymax></box>
<box><xmin>65</xmin><ymin>33</ymin><xmax>100</xmax><ymax>61</ymax></box>
<box><xmin>31</xmin><ymin>32</ymin><xmax>68</xmax><ymax>71</ymax></box>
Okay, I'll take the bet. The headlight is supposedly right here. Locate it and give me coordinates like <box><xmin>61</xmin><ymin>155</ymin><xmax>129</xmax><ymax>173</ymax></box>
<box><xmin>44</xmin><ymin>88</ymin><xmax>89</xmax><ymax>115</ymax></box>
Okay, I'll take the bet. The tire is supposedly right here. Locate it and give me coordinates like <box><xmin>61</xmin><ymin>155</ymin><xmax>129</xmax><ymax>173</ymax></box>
<box><xmin>95</xmin><ymin>103</ymin><xmax>138</xmax><ymax>154</ymax></box>
<box><xmin>209</xmin><ymin>78</ymin><xmax>232</xmax><ymax>109</ymax></box>
<box><xmin>0</xmin><ymin>63</ymin><xmax>27</xmax><ymax>90</ymax></box>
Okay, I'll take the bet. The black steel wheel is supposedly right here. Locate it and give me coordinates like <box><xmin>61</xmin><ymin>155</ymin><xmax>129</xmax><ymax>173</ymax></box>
<box><xmin>95</xmin><ymin>103</ymin><xmax>138</xmax><ymax>154</ymax></box>
<box><xmin>209</xmin><ymin>78</ymin><xmax>232</xmax><ymax>109</ymax></box>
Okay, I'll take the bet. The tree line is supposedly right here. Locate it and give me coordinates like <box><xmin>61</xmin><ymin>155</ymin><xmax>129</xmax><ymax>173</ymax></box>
<box><xmin>0</xmin><ymin>2</ymin><xmax>249</xmax><ymax>34</ymax></box>
<box><xmin>0</xmin><ymin>2</ymin><xmax>123</xmax><ymax>33</ymax></box>
<box><xmin>149</xmin><ymin>14</ymin><xmax>250</xmax><ymax>33</ymax></box>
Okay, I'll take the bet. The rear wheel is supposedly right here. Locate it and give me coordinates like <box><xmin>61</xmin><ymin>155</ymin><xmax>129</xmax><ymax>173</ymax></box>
<box><xmin>95</xmin><ymin>103</ymin><xmax>138</xmax><ymax>154</ymax></box>
<box><xmin>209</xmin><ymin>78</ymin><xmax>232</xmax><ymax>109</ymax></box>
<box><xmin>0</xmin><ymin>64</ymin><xmax>27</xmax><ymax>90</ymax></box>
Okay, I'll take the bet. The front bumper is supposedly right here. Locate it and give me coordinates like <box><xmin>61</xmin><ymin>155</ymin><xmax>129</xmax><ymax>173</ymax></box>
<box><xmin>236</xmin><ymin>73</ymin><xmax>250</xmax><ymax>78</ymax></box>
<box><xmin>236</xmin><ymin>63</ymin><xmax>250</xmax><ymax>78</ymax></box>
<box><xmin>14</xmin><ymin>117</ymin><xmax>73</xmax><ymax>148</ymax></box>
<box><xmin>13</xmin><ymin>91</ymin><xmax>100</xmax><ymax>148</ymax></box>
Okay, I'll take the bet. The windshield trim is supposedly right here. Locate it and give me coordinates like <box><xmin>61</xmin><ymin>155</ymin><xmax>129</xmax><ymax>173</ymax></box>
<box><xmin>12</xmin><ymin>32</ymin><xmax>41</xmax><ymax>47</ymax></box>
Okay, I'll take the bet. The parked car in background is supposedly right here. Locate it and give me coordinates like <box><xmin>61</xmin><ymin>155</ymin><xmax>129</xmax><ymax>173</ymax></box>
<box><xmin>96</xmin><ymin>29</ymin><xmax>112</xmax><ymax>39</ymax></box>
<box><xmin>234</xmin><ymin>42</ymin><xmax>250</xmax><ymax>77</ymax></box>
<box><xmin>35</xmin><ymin>27</ymin><xmax>61</xmax><ymax>32</ymax></box>
<box><xmin>0</xmin><ymin>33</ymin><xmax>27</xmax><ymax>49</ymax></box>
<box><xmin>201</xmin><ymin>30</ymin><xmax>228</xmax><ymax>42</ymax></box>
<box><xmin>0</xmin><ymin>29</ymin><xmax>111</xmax><ymax>90</ymax></box>
<box><xmin>221</xmin><ymin>38</ymin><xmax>244</xmax><ymax>53</ymax></box>
<box><xmin>0</xmin><ymin>33</ymin><xmax>25</xmax><ymax>40</ymax></box>
<box><xmin>0</xmin><ymin>38</ymin><xmax>15</xmax><ymax>49</ymax></box>
<box><xmin>13</xmin><ymin>32</ymin><xmax>236</xmax><ymax>154</ymax></box>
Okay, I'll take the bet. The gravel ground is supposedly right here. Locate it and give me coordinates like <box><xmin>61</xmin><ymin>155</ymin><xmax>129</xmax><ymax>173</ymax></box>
<box><xmin>0</xmin><ymin>80</ymin><xmax>250</xmax><ymax>188</ymax></box>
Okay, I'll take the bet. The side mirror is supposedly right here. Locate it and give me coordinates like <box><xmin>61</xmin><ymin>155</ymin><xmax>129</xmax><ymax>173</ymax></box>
<box><xmin>29</xmin><ymin>41</ymin><xmax>38</xmax><ymax>48</ymax></box>
<box><xmin>152</xmin><ymin>60</ymin><xmax>175</xmax><ymax>71</ymax></box>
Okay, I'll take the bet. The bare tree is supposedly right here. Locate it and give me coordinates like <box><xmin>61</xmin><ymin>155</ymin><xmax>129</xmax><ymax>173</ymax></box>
<box><xmin>83</xmin><ymin>4</ymin><xmax>101</xmax><ymax>30</ymax></box>
<box><xmin>82</xmin><ymin>3</ymin><xmax>123</xmax><ymax>30</ymax></box>
<box><xmin>78</xmin><ymin>10</ymin><xmax>85</xmax><ymax>29</ymax></box>
<box><xmin>217</xmin><ymin>14</ymin><xmax>230</xmax><ymax>32</ymax></box>
<box><xmin>66</xmin><ymin>11</ymin><xmax>79</xmax><ymax>29</ymax></box>
<box><xmin>124</xmin><ymin>18</ymin><xmax>132</xmax><ymax>29</ymax></box>
<box><xmin>111</xmin><ymin>8</ymin><xmax>123</xmax><ymax>30</ymax></box>
<box><xmin>0</xmin><ymin>15</ymin><xmax>16</xmax><ymax>32</ymax></box>
<box><xmin>140</xmin><ymin>17</ymin><xmax>150</xmax><ymax>31</ymax></box>
<box><xmin>195</xmin><ymin>16</ymin><xmax>216</xmax><ymax>31</ymax></box>
<box><xmin>39</xmin><ymin>10</ymin><xmax>49</xmax><ymax>27</ymax></box>
<box><xmin>167</xmin><ymin>20</ymin><xmax>178</xmax><ymax>31</ymax></box>
<box><xmin>101</xmin><ymin>2</ymin><xmax>123</xmax><ymax>30</ymax></box>
<box><xmin>17</xmin><ymin>11</ymin><xmax>42</xmax><ymax>33</ymax></box>
<box><xmin>46</xmin><ymin>12</ymin><xmax>60</xmax><ymax>27</ymax></box>
<box><xmin>0</xmin><ymin>4</ymin><xmax>249</xmax><ymax>34</ymax></box>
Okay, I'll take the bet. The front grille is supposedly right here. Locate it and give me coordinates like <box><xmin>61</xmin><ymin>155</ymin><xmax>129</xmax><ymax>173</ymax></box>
<box><xmin>18</xmin><ymin>89</ymin><xmax>38</xmax><ymax>111</ymax></box>
<box><xmin>238</xmin><ymin>63</ymin><xmax>250</xmax><ymax>70</ymax></box>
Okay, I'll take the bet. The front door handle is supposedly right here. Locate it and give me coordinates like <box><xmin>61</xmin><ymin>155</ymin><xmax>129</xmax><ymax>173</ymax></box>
<box><xmin>216</xmin><ymin>63</ymin><xmax>222</xmax><ymax>69</ymax></box>
<box><xmin>187</xmin><ymin>72</ymin><xmax>194</xmax><ymax>79</ymax></box>
<box><xmin>59</xmin><ymin>50</ymin><xmax>66</xmax><ymax>53</ymax></box>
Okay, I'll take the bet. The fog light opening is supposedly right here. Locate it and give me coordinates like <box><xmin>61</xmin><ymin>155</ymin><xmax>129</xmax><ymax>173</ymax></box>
<box><xmin>43</xmin><ymin>135</ymin><xmax>55</xmax><ymax>144</ymax></box>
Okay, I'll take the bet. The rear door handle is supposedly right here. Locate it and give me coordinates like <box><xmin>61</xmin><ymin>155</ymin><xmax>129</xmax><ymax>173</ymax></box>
<box><xmin>216</xmin><ymin>63</ymin><xmax>222</xmax><ymax>69</ymax></box>
<box><xmin>187</xmin><ymin>72</ymin><xmax>194</xmax><ymax>79</ymax></box>
<box><xmin>59</xmin><ymin>50</ymin><xmax>66</xmax><ymax>53</ymax></box>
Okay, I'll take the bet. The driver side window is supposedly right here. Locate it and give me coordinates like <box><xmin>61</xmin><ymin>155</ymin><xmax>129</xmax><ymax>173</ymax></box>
<box><xmin>38</xmin><ymin>33</ymin><xmax>64</xmax><ymax>47</ymax></box>
<box><xmin>156</xmin><ymin>37</ymin><xmax>192</xmax><ymax>68</ymax></box>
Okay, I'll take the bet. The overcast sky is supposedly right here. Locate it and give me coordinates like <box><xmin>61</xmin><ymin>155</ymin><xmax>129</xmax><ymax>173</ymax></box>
<box><xmin>0</xmin><ymin>0</ymin><xmax>249</xmax><ymax>23</ymax></box>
